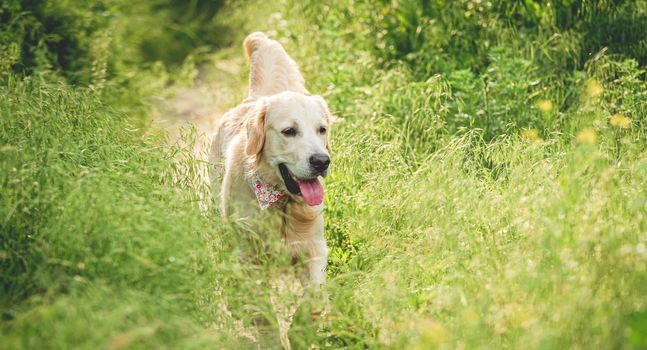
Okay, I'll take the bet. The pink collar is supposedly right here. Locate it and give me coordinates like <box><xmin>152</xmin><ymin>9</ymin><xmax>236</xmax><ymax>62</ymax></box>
<box><xmin>249</xmin><ymin>176</ymin><xmax>287</xmax><ymax>209</ymax></box>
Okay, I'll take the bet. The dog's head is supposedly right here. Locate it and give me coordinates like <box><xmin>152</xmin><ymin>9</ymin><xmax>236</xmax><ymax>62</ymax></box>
<box><xmin>245</xmin><ymin>91</ymin><xmax>333</xmax><ymax>206</ymax></box>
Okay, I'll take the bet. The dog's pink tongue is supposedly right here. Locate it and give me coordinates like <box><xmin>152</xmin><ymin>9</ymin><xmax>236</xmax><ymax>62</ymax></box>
<box><xmin>296</xmin><ymin>178</ymin><xmax>324</xmax><ymax>206</ymax></box>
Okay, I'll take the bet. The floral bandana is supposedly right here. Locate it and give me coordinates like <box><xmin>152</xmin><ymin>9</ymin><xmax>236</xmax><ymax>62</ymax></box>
<box><xmin>249</xmin><ymin>176</ymin><xmax>287</xmax><ymax>209</ymax></box>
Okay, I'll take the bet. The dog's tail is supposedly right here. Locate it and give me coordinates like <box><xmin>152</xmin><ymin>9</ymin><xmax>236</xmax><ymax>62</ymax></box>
<box><xmin>243</xmin><ymin>32</ymin><xmax>309</xmax><ymax>98</ymax></box>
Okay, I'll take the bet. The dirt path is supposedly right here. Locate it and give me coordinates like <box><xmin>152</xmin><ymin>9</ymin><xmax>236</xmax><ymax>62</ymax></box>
<box><xmin>154</xmin><ymin>54</ymin><xmax>246</xmax><ymax>156</ymax></box>
<box><xmin>151</xmin><ymin>53</ymin><xmax>247</xmax><ymax>202</ymax></box>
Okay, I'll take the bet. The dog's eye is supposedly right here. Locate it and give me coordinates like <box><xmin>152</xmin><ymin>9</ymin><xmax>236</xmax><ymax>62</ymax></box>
<box><xmin>319</xmin><ymin>127</ymin><xmax>327</xmax><ymax>134</ymax></box>
<box><xmin>281</xmin><ymin>127</ymin><xmax>297</xmax><ymax>137</ymax></box>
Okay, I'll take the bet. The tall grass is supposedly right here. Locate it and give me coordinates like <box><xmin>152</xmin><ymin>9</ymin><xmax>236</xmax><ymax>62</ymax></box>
<box><xmin>1</xmin><ymin>0</ymin><xmax>646</xmax><ymax>348</ymax></box>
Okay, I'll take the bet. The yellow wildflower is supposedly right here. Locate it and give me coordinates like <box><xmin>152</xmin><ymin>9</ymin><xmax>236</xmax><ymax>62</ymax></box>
<box><xmin>584</xmin><ymin>79</ymin><xmax>604</xmax><ymax>99</ymax></box>
<box><xmin>576</xmin><ymin>128</ymin><xmax>597</xmax><ymax>144</ymax></box>
<box><xmin>610</xmin><ymin>114</ymin><xmax>631</xmax><ymax>129</ymax></box>
<box><xmin>535</xmin><ymin>99</ymin><xmax>553</xmax><ymax>113</ymax></box>
<box><xmin>521</xmin><ymin>128</ymin><xmax>542</xmax><ymax>142</ymax></box>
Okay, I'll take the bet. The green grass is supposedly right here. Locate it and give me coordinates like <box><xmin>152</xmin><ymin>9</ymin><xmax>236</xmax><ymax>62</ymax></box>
<box><xmin>2</xmin><ymin>0</ymin><xmax>647</xmax><ymax>349</ymax></box>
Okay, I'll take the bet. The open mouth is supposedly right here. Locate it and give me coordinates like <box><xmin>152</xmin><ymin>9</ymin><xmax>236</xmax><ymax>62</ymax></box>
<box><xmin>278</xmin><ymin>163</ymin><xmax>324</xmax><ymax>206</ymax></box>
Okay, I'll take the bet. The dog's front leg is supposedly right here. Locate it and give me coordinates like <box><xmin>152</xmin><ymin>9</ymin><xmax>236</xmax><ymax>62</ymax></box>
<box><xmin>306</xmin><ymin>239</ymin><xmax>329</xmax><ymax>321</ymax></box>
<box><xmin>308</xmin><ymin>240</ymin><xmax>328</xmax><ymax>285</ymax></box>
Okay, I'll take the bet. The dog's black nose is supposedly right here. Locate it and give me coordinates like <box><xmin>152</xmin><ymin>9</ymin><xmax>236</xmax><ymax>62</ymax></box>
<box><xmin>309</xmin><ymin>153</ymin><xmax>330</xmax><ymax>172</ymax></box>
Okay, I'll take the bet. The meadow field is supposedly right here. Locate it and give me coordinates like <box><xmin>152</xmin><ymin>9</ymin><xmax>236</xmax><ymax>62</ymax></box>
<box><xmin>1</xmin><ymin>0</ymin><xmax>646</xmax><ymax>348</ymax></box>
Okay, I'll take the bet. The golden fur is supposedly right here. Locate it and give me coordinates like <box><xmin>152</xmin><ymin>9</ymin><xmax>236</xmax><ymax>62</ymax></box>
<box><xmin>210</xmin><ymin>32</ymin><xmax>331</xmax><ymax>284</ymax></box>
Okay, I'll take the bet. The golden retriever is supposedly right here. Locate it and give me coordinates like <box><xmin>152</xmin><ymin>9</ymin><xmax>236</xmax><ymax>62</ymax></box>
<box><xmin>210</xmin><ymin>32</ymin><xmax>332</xmax><ymax>285</ymax></box>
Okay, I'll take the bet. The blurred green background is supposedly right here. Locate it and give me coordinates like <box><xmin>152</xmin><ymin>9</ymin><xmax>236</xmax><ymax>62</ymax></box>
<box><xmin>1</xmin><ymin>0</ymin><xmax>229</xmax><ymax>81</ymax></box>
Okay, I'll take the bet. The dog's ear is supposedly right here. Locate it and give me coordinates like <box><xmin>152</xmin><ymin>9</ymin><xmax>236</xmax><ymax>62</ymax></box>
<box><xmin>312</xmin><ymin>95</ymin><xmax>335</xmax><ymax>152</ymax></box>
<box><xmin>245</xmin><ymin>101</ymin><xmax>268</xmax><ymax>157</ymax></box>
